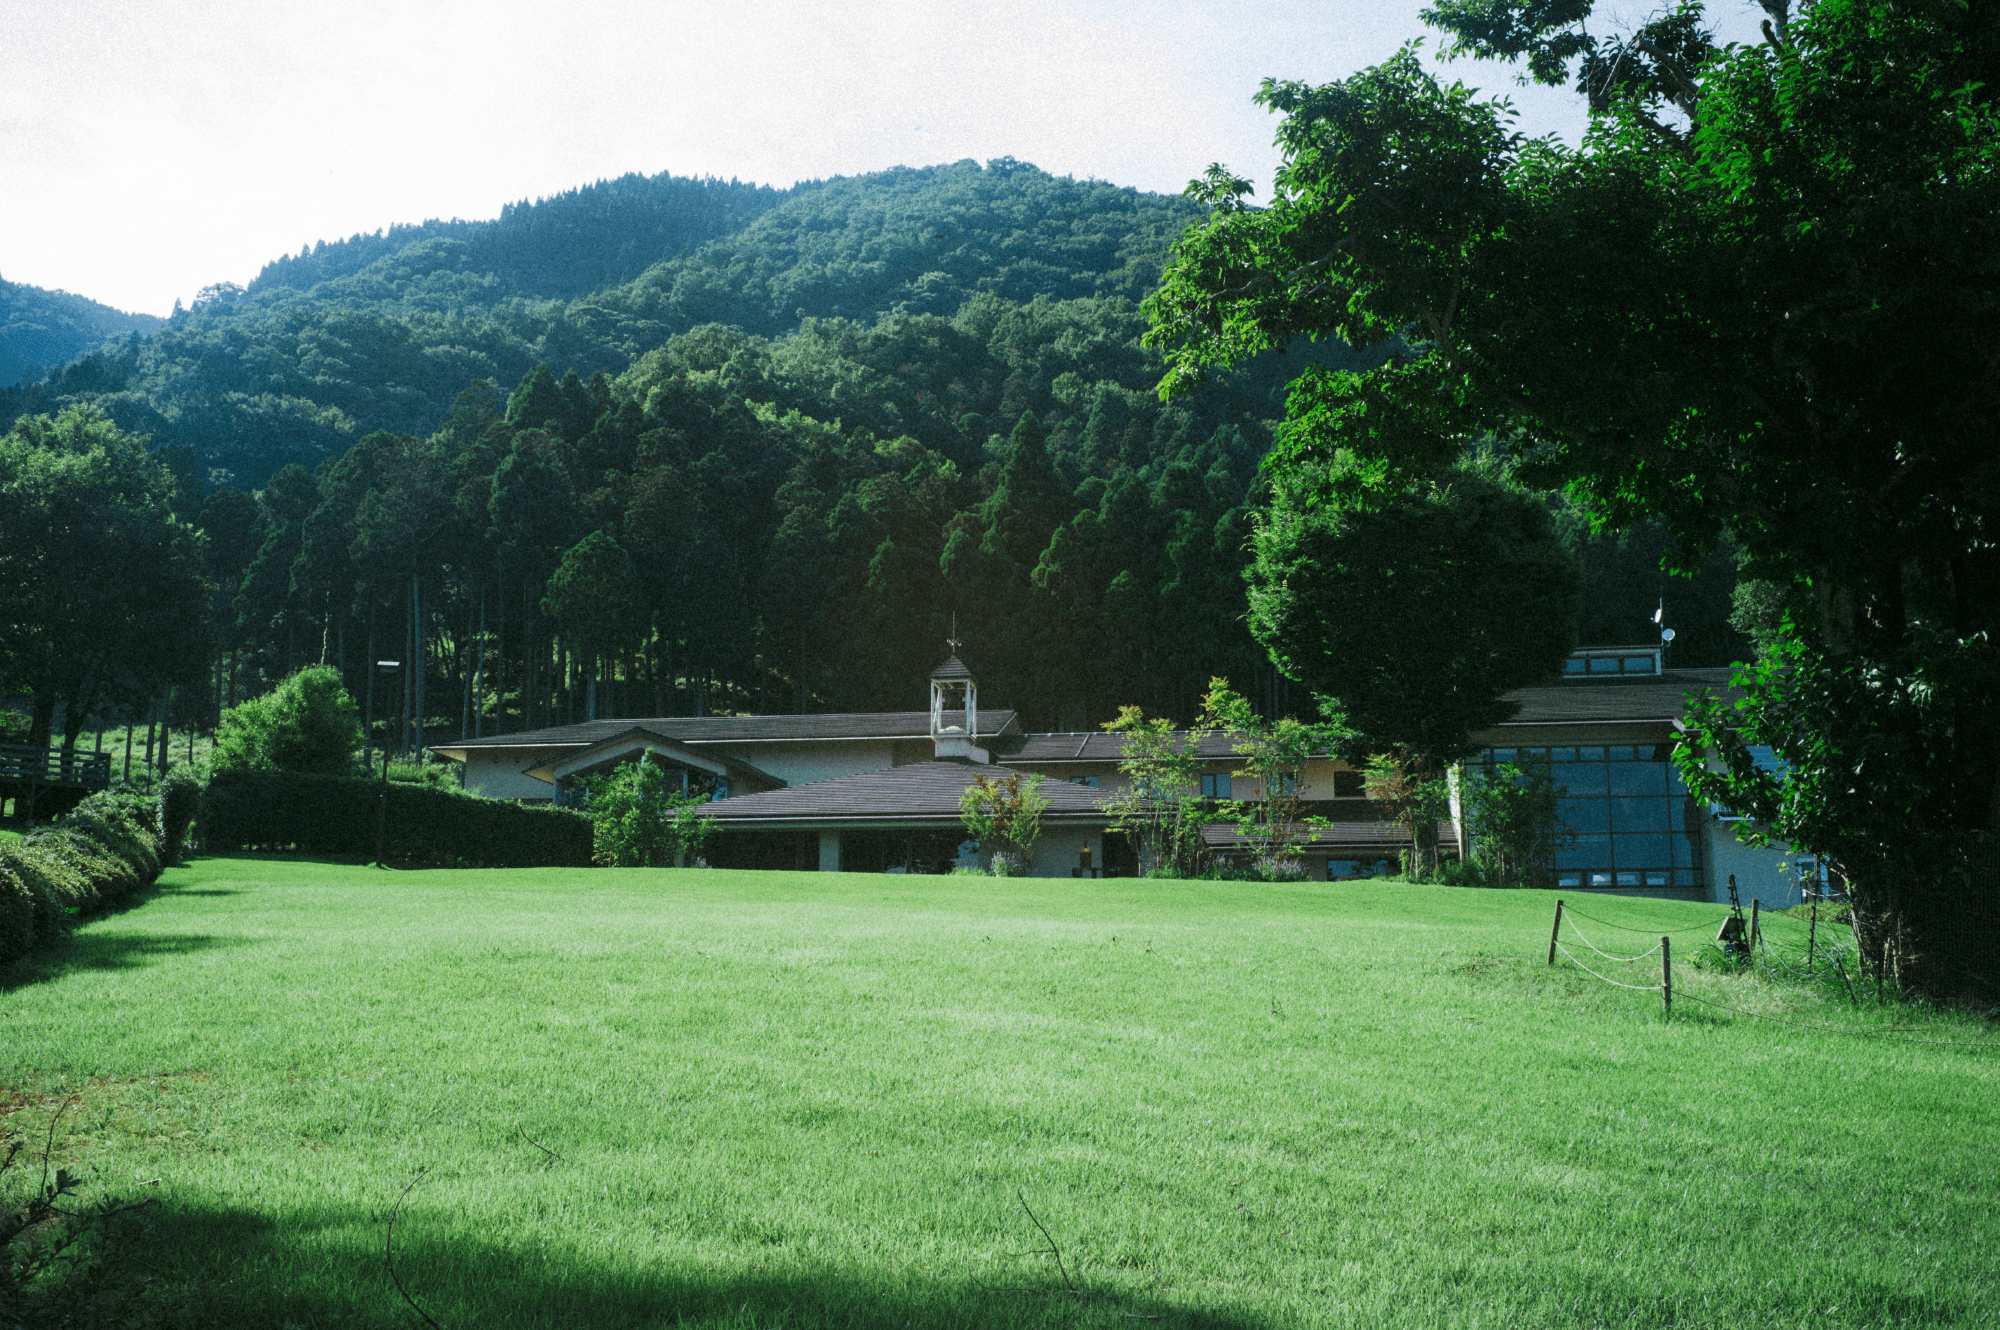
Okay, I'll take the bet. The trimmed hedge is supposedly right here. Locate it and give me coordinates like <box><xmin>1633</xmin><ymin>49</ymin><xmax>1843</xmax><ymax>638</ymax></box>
<box><xmin>202</xmin><ymin>769</ymin><xmax>594</xmax><ymax>867</ymax></box>
<box><xmin>0</xmin><ymin>792</ymin><xmax>164</xmax><ymax>965</ymax></box>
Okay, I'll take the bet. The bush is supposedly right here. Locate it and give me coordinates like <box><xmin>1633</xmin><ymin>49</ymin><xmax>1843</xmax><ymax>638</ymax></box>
<box><xmin>201</xmin><ymin>769</ymin><xmax>592</xmax><ymax>867</ymax></box>
<box><xmin>213</xmin><ymin>665</ymin><xmax>362</xmax><ymax>775</ymax></box>
<box><xmin>155</xmin><ymin>764</ymin><xmax>203</xmax><ymax>866</ymax></box>
<box><xmin>0</xmin><ymin>793</ymin><xmax>163</xmax><ymax>966</ymax></box>
<box><xmin>578</xmin><ymin>761</ymin><xmax>717</xmax><ymax>866</ymax></box>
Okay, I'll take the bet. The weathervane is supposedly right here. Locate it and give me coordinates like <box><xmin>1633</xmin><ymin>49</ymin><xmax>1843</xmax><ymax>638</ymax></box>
<box><xmin>946</xmin><ymin>613</ymin><xmax>961</xmax><ymax>655</ymax></box>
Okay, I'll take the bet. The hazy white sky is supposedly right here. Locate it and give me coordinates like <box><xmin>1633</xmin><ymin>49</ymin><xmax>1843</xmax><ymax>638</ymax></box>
<box><xmin>0</xmin><ymin>0</ymin><xmax>1765</xmax><ymax>317</ymax></box>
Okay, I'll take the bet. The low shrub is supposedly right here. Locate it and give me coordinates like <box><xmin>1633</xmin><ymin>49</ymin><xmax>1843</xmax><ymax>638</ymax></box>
<box><xmin>155</xmin><ymin>764</ymin><xmax>203</xmax><ymax>866</ymax></box>
<box><xmin>202</xmin><ymin>769</ymin><xmax>592</xmax><ymax>867</ymax></box>
<box><xmin>0</xmin><ymin>792</ymin><xmax>163</xmax><ymax>965</ymax></box>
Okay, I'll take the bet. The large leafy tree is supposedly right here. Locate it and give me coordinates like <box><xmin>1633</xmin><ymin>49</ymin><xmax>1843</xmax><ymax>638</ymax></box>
<box><xmin>0</xmin><ymin>407</ymin><xmax>210</xmax><ymax>748</ymax></box>
<box><xmin>1146</xmin><ymin>0</ymin><xmax>2000</xmax><ymax>997</ymax></box>
<box><xmin>1248</xmin><ymin>463</ymin><xmax>1579</xmax><ymax>769</ymax></box>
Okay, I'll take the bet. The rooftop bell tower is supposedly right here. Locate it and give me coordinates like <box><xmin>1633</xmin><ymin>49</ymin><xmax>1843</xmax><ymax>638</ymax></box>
<box><xmin>929</xmin><ymin>646</ymin><xmax>987</xmax><ymax>763</ymax></box>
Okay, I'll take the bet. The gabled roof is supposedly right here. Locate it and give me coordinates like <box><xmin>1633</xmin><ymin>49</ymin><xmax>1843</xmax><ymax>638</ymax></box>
<box><xmin>519</xmin><ymin>727</ymin><xmax>784</xmax><ymax>789</ymax></box>
<box><xmin>997</xmin><ymin>731</ymin><xmax>1257</xmax><ymax>765</ymax></box>
<box><xmin>1493</xmin><ymin>668</ymin><xmax>1740</xmax><ymax>727</ymax></box>
<box><xmin>431</xmin><ymin>709</ymin><xmax>1021</xmax><ymax>759</ymax></box>
<box><xmin>707</xmin><ymin>760</ymin><xmax>1110</xmax><ymax>827</ymax></box>
<box><xmin>929</xmin><ymin>655</ymin><xmax>976</xmax><ymax>682</ymax></box>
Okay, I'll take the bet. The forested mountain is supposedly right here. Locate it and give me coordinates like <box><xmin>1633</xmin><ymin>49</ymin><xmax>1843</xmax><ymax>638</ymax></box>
<box><xmin>0</xmin><ymin>278</ymin><xmax>162</xmax><ymax>387</ymax></box>
<box><xmin>247</xmin><ymin>171</ymin><xmax>799</xmax><ymax>301</ymax></box>
<box><xmin>0</xmin><ymin>160</ymin><xmax>1206</xmax><ymax>487</ymax></box>
<box><xmin>0</xmin><ymin>155</ymin><xmax>1746</xmax><ymax>752</ymax></box>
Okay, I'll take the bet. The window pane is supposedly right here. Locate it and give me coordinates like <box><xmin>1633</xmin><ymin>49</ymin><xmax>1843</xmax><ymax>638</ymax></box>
<box><xmin>1557</xmin><ymin>834</ymin><xmax>1611</xmax><ymax>869</ymax></box>
<box><xmin>1489</xmin><ymin>748</ymin><xmax>1516</xmax><ymax>763</ymax></box>
<box><xmin>1672</xmin><ymin>835</ymin><xmax>1695</xmax><ymax>867</ymax></box>
<box><xmin>1622</xmin><ymin>656</ymin><xmax>1655</xmax><ymax>674</ymax></box>
<box><xmin>1616</xmin><ymin>871</ymin><xmax>1642</xmax><ymax>886</ymax></box>
<box><xmin>1559</xmin><ymin>799</ymin><xmax>1610</xmax><ymax>834</ymax></box>
<box><xmin>1610</xmin><ymin>798</ymin><xmax>1669</xmax><ymax>833</ymax></box>
<box><xmin>1576</xmin><ymin>747</ymin><xmax>1605</xmax><ymax>762</ymax></box>
<box><xmin>1557</xmin><ymin>872</ymin><xmax>1583</xmax><ymax>887</ymax></box>
<box><xmin>1588</xmin><ymin>657</ymin><xmax>1620</xmax><ymax>673</ymax></box>
<box><xmin>1645</xmin><ymin>871</ymin><xmax>1671</xmax><ymax>886</ymax></box>
<box><xmin>1564</xmin><ymin>658</ymin><xmax>1587</xmax><ymax>674</ymax></box>
<box><xmin>1608</xmin><ymin>746</ymin><xmax>1635</xmax><ymax>761</ymax></box>
<box><xmin>1562</xmin><ymin>764</ymin><xmax>1609</xmax><ymax>797</ymax></box>
<box><xmin>1614</xmin><ymin>833</ymin><xmax>1672</xmax><ymax>867</ymax></box>
<box><xmin>1548</xmin><ymin>748</ymin><xmax>1576</xmax><ymax>763</ymax></box>
<box><xmin>1332</xmin><ymin>770</ymin><xmax>1365</xmax><ymax>798</ymax></box>
<box><xmin>1589</xmin><ymin>871</ymin><xmax>1614</xmax><ymax>886</ymax></box>
<box><xmin>1609</xmin><ymin>763</ymin><xmax>1668</xmax><ymax>796</ymax></box>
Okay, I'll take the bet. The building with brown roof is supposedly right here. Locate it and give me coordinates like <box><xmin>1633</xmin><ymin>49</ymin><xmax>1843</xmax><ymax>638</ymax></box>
<box><xmin>430</xmin><ymin>645</ymin><xmax>1803</xmax><ymax>904</ymax></box>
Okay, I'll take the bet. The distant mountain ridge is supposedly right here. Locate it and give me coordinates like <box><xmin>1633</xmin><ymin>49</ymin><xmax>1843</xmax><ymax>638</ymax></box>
<box><xmin>0</xmin><ymin>278</ymin><xmax>164</xmax><ymax>386</ymax></box>
<box><xmin>0</xmin><ymin>159</ymin><xmax>1213</xmax><ymax>484</ymax></box>
<box><xmin>247</xmin><ymin>170</ymin><xmax>805</xmax><ymax>302</ymax></box>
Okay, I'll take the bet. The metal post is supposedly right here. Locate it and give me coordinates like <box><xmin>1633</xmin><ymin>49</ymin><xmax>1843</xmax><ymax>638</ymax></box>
<box><xmin>1660</xmin><ymin>935</ymin><xmax>1672</xmax><ymax>1019</ymax></box>
<box><xmin>1548</xmin><ymin>898</ymin><xmax>1565</xmax><ymax>965</ymax></box>
<box><xmin>375</xmin><ymin>660</ymin><xmax>400</xmax><ymax>867</ymax></box>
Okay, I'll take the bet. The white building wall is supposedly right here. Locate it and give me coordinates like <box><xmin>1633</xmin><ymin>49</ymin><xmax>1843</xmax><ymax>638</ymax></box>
<box><xmin>460</xmin><ymin>750</ymin><xmax>558</xmax><ymax>800</ymax></box>
<box><xmin>1703</xmin><ymin>819</ymin><xmax>1806</xmax><ymax>909</ymax></box>
<box><xmin>703</xmin><ymin>740</ymin><xmax>897</xmax><ymax>788</ymax></box>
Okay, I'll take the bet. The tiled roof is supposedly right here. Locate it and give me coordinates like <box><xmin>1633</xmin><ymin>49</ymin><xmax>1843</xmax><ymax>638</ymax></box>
<box><xmin>929</xmin><ymin>655</ymin><xmax>976</xmax><ymax>682</ymax></box>
<box><xmin>433</xmin><ymin>709</ymin><xmax>1020</xmax><ymax>753</ymax></box>
<box><xmin>997</xmin><ymin>731</ymin><xmax>1280</xmax><ymax>764</ymax></box>
<box><xmin>1494</xmin><ymin>668</ymin><xmax>1740</xmax><ymax>727</ymax></box>
<box><xmin>708</xmin><ymin>760</ymin><xmax>1110</xmax><ymax>826</ymax></box>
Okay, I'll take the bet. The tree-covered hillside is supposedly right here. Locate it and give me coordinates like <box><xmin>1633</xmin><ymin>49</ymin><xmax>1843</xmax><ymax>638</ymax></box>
<box><xmin>247</xmin><ymin>170</ymin><xmax>800</xmax><ymax>302</ymax></box>
<box><xmin>0</xmin><ymin>278</ymin><xmax>162</xmax><ymax>387</ymax></box>
<box><xmin>0</xmin><ymin>160</ymin><xmax>1206</xmax><ymax>487</ymax></box>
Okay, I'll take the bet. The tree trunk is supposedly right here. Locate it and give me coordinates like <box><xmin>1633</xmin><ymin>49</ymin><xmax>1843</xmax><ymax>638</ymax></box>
<box><xmin>27</xmin><ymin>690</ymin><xmax>57</xmax><ymax>751</ymax></box>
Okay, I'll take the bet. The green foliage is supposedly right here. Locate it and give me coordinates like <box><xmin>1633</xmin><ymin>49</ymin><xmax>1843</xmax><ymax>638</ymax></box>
<box><xmin>1150</xmin><ymin>0</ymin><xmax>2000</xmax><ymax>998</ymax></box>
<box><xmin>1462</xmin><ymin>753</ymin><xmax>1571</xmax><ymax>888</ymax></box>
<box><xmin>957</xmin><ymin>771</ymin><xmax>1051</xmax><ymax>867</ymax></box>
<box><xmin>580</xmin><ymin>759</ymin><xmax>719</xmax><ymax>867</ymax></box>
<box><xmin>154</xmin><ymin>764</ymin><xmax>204</xmax><ymax>867</ymax></box>
<box><xmin>1365</xmin><ymin>756</ymin><xmax>1454</xmax><ymax>879</ymax></box>
<box><xmin>212</xmin><ymin>666</ymin><xmax>362</xmax><ymax>776</ymax></box>
<box><xmin>1097</xmin><ymin>706</ymin><xmax>1213</xmax><ymax>876</ymax></box>
<box><xmin>1247</xmin><ymin>464</ymin><xmax>1581</xmax><ymax>765</ymax></box>
<box><xmin>0</xmin><ymin>275</ymin><xmax>161</xmax><ymax>386</ymax></box>
<box><xmin>0</xmin><ymin>405</ymin><xmax>210</xmax><ymax>749</ymax></box>
<box><xmin>1199</xmin><ymin>677</ymin><xmax>1345</xmax><ymax>865</ymax></box>
<box><xmin>0</xmin><ymin>791</ymin><xmax>162</xmax><ymax>965</ymax></box>
<box><xmin>201</xmin><ymin>769</ymin><xmax>592</xmax><ymax>868</ymax></box>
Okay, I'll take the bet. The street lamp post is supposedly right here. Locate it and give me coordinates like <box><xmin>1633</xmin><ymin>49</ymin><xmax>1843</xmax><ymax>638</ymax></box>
<box><xmin>375</xmin><ymin>659</ymin><xmax>401</xmax><ymax>868</ymax></box>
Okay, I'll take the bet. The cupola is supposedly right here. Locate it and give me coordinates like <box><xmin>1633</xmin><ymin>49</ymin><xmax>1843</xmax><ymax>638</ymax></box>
<box><xmin>929</xmin><ymin>655</ymin><xmax>987</xmax><ymax>762</ymax></box>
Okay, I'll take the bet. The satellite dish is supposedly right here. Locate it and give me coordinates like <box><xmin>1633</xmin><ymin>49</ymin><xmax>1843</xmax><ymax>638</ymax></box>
<box><xmin>1661</xmin><ymin>628</ymin><xmax>1677</xmax><ymax>643</ymax></box>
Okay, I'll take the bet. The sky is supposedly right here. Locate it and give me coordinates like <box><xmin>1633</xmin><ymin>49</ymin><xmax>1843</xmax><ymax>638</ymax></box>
<box><xmin>0</xmin><ymin>0</ymin><xmax>1767</xmax><ymax>318</ymax></box>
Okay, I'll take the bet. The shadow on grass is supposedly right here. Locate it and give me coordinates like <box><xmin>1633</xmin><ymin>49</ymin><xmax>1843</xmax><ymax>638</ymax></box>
<box><xmin>0</xmin><ymin>930</ymin><xmax>241</xmax><ymax>992</ymax></box>
<box><xmin>130</xmin><ymin>1198</ymin><xmax>1270</xmax><ymax>1330</ymax></box>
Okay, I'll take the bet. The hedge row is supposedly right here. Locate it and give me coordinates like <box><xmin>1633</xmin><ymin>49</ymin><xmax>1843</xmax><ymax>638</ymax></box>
<box><xmin>202</xmin><ymin>769</ymin><xmax>593</xmax><ymax>867</ymax></box>
<box><xmin>0</xmin><ymin>792</ymin><xmax>163</xmax><ymax>965</ymax></box>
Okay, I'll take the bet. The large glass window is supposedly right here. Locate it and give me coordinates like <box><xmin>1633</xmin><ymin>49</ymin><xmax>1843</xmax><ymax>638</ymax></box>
<box><xmin>1482</xmin><ymin>744</ymin><xmax>1702</xmax><ymax>890</ymax></box>
<box><xmin>1200</xmin><ymin>773</ymin><xmax>1231</xmax><ymax>799</ymax></box>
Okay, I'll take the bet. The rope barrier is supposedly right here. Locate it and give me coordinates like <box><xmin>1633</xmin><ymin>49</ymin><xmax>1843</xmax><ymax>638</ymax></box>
<box><xmin>1556</xmin><ymin>903</ymin><xmax>1721</xmax><ymax>937</ymax></box>
<box><xmin>1554</xmin><ymin>940</ymin><xmax>1665</xmax><ymax>992</ymax></box>
<box><xmin>1562</xmin><ymin>916</ymin><xmax>1669</xmax><ymax>965</ymax></box>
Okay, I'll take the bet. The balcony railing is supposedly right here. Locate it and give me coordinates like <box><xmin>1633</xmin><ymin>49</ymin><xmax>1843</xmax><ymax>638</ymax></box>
<box><xmin>0</xmin><ymin>743</ymin><xmax>113</xmax><ymax>790</ymax></box>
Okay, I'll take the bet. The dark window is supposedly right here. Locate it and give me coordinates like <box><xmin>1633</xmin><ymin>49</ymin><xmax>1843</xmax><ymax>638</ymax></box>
<box><xmin>1332</xmin><ymin>769</ymin><xmax>1366</xmax><ymax>799</ymax></box>
<box><xmin>1200</xmin><ymin>773</ymin><xmax>1231</xmax><ymax>799</ymax></box>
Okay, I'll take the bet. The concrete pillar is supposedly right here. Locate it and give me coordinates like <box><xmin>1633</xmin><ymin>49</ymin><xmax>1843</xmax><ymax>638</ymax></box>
<box><xmin>818</xmin><ymin>829</ymin><xmax>841</xmax><ymax>872</ymax></box>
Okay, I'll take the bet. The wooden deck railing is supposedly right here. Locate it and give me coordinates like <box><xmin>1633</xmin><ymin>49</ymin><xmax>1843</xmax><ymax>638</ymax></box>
<box><xmin>0</xmin><ymin>743</ymin><xmax>113</xmax><ymax>790</ymax></box>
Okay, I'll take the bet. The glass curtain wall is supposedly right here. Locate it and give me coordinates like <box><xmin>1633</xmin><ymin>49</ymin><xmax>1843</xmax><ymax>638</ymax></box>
<box><xmin>1481</xmin><ymin>745</ymin><xmax>1704</xmax><ymax>890</ymax></box>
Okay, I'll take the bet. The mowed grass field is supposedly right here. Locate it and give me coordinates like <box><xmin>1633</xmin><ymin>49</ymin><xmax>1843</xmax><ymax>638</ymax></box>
<box><xmin>4</xmin><ymin>858</ymin><xmax>1996</xmax><ymax>1328</ymax></box>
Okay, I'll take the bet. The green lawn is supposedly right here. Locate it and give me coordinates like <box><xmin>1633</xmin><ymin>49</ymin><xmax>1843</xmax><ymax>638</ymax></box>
<box><xmin>4</xmin><ymin>859</ymin><xmax>1995</xmax><ymax>1328</ymax></box>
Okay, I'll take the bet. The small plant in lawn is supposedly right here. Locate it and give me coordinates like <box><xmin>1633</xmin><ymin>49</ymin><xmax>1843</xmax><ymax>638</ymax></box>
<box><xmin>579</xmin><ymin>758</ymin><xmax>718</xmax><ymax>867</ymax></box>
<box><xmin>958</xmin><ymin>772</ymin><xmax>1050</xmax><ymax>874</ymax></box>
<box><xmin>1097</xmin><ymin>707</ymin><xmax>1212</xmax><ymax>876</ymax></box>
<box><xmin>1462</xmin><ymin>752</ymin><xmax>1573</xmax><ymax>888</ymax></box>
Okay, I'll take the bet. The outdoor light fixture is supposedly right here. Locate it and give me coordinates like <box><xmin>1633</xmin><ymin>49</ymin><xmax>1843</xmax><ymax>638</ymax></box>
<box><xmin>375</xmin><ymin>660</ymin><xmax>401</xmax><ymax>868</ymax></box>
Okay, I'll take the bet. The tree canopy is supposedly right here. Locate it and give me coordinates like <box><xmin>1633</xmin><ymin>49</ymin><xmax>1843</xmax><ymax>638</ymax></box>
<box><xmin>1147</xmin><ymin>0</ymin><xmax>2000</xmax><ymax>996</ymax></box>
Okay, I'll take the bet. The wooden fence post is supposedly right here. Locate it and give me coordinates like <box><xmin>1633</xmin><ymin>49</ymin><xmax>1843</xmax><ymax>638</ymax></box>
<box><xmin>1750</xmin><ymin>898</ymin><xmax>1761</xmax><ymax>950</ymax></box>
<box><xmin>1661</xmin><ymin>935</ymin><xmax>1672</xmax><ymax>1019</ymax></box>
<box><xmin>1548</xmin><ymin>899</ymin><xmax>1565</xmax><ymax>965</ymax></box>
